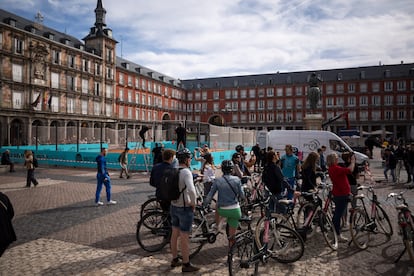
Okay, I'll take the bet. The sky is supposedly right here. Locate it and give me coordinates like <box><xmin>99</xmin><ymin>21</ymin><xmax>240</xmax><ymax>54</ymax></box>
<box><xmin>2</xmin><ymin>0</ymin><xmax>414</xmax><ymax>80</ymax></box>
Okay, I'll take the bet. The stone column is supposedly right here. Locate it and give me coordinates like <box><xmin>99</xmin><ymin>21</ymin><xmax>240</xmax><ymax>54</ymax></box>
<box><xmin>304</xmin><ymin>114</ymin><xmax>323</xmax><ymax>130</ymax></box>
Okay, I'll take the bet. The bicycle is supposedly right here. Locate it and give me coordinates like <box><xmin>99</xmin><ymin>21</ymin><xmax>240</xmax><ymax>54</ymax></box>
<box><xmin>387</xmin><ymin>190</ymin><xmax>414</xmax><ymax>264</ymax></box>
<box><xmin>136</xmin><ymin>205</ymin><xmax>218</xmax><ymax>258</ymax></box>
<box><xmin>240</xmin><ymin>172</ymin><xmax>267</xmax><ymax>215</ymax></box>
<box><xmin>348</xmin><ymin>185</ymin><xmax>393</xmax><ymax>250</ymax></box>
<box><xmin>254</xmin><ymin>197</ymin><xmax>305</xmax><ymax>263</ymax></box>
<box><xmin>277</xmin><ymin>186</ymin><xmax>338</xmax><ymax>251</ymax></box>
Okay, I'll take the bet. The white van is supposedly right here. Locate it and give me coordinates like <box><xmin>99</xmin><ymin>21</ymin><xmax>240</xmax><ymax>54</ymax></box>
<box><xmin>257</xmin><ymin>130</ymin><xmax>369</xmax><ymax>166</ymax></box>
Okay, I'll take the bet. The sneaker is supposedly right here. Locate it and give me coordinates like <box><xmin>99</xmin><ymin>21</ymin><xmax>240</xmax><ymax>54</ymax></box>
<box><xmin>338</xmin><ymin>235</ymin><xmax>348</xmax><ymax>243</ymax></box>
<box><xmin>96</xmin><ymin>201</ymin><xmax>104</xmax><ymax>206</ymax></box>
<box><xmin>182</xmin><ymin>263</ymin><xmax>200</xmax><ymax>273</ymax></box>
<box><xmin>127</xmin><ymin>175</ymin><xmax>131</xmax><ymax>179</ymax></box>
<box><xmin>170</xmin><ymin>257</ymin><xmax>181</xmax><ymax>268</ymax></box>
<box><xmin>107</xmin><ymin>200</ymin><xmax>117</xmax><ymax>205</ymax></box>
<box><xmin>120</xmin><ymin>176</ymin><xmax>124</xmax><ymax>178</ymax></box>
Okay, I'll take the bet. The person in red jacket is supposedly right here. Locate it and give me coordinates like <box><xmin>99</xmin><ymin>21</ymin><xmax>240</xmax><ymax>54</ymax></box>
<box><xmin>327</xmin><ymin>152</ymin><xmax>355</xmax><ymax>243</ymax></box>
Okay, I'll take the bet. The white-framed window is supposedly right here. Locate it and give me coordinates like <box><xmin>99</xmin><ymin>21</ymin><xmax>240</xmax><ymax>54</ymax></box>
<box><xmin>82</xmin><ymin>79</ymin><xmax>88</xmax><ymax>94</ymax></box>
<box><xmin>0</xmin><ymin>32</ymin><xmax>3</xmax><ymax>49</ymax></box>
<box><xmin>231</xmin><ymin>102</ymin><xmax>238</xmax><ymax>111</ymax></box>
<box><xmin>267</xmin><ymin>99</ymin><xmax>273</xmax><ymax>110</ymax></box>
<box><xmin>213</xmin><ymin>91</ymin><xmax>220</xmax><ymax>100</ymax></box>
<box><xmin>128</xmin><ymin>107</ymin><xmax>132</xmax><ymax>119</ymax></box>
<box><xmin>285</xmin><ymin>99</ymin><xmax>292</xmax><ymax>109</ymax></box>
<box><xmin>336</xmin><ymin>84</ymin><xmax>344</xmax><ymax>94</ymax></box>
<box><xmin>95</xmin><ymin>63</ymin><xmax>101</xmax><ymax>76</ymax></box>
<box><xmin>202</xmin><ymin>103</ymin><xmax>207</xmax><ymax>112</ymax></box>
<box><xmin>385</xmin><ymin>111</ymin><xmax>392</xmax><ymax>120</ymax></box>
<box><xmin>397</xmin><ymin>95</ymin><xmax>406</xmax><ymax>105</ymax></box>
<box><xmin>240</xmin><ymin>101</ymin><xmax>247</xmax><ymax>111</ymax></box>
<box><xmin>360</xmin><ymin>96</ymin><xmax>368</xmax><ymax>106</ymax></box>
<box><xmin>106</xmin><ymin>47</ymin><xmax>113</xmax><ymax>63</ymax></box>
<box><xmin>348</xmin><ymin>83</ymin><xmax>355</xmax><ymax>93</ymax></box>
<box><xmin>240</xmin><ymin>90</ymin><xmax>247</xmax><ymax>98</ymax></box>
<box><xmin>276</xmin><ymin>88</ymin><xmax>283</xmax><ymax>97</ymax></box>
<box><xmin>119</xmin><ymin>89</ymin><xmax>124</xmax><ymax>101</ymax></box>
<box><xmin>106</xmin><ymin>103</ymin><xmax>112</xmax><ymax>117</ymax></box>
<box><xmin>127</xmin><ymin>75</ymin><xmax>132</xmax><ymax>86</ymax></box>
<box><xmin>94</xmin><ymin>82</ymin><xmax>100</xmax><ymax>96</ymax></box>
<box><xmin>397</xmin><ymin>81</ymin><xmax>406</xmax><ymax>91</ymax></box>
<box><xmin>67</xmin><ymin>76</ymin><xmax>75</xmax><ymax>91</ymax></box>
<box><xmin>135</xmin><ymin>92</ymin><xmax>140</xmax><ymax>104</ymax></box>
<box><xmin>258</xmin><ymin>100</ymin><xmax>265</xmax><ymax>110</ymax></box>
<box><xmin>384</xmin><ymin>82</ymin><xmax>393</xmax><ymax>92</ymax></box>
<box><xmin>141</xmin><ymin>94</ymin><xmax>146</xmax><ymax>105</ymax></box>
<box><xmin>296</xmin><ymin>112</ymin><xmax>303</xmax><ymax>122</ymax></box>
<box><xmin>68</xmin><ymin>54</ymin><xmax>75</xmax><ymax>68</ymax></box>
<box><xmin>258</xmin><ymin>113</ymin><xmax>265</xmax><ymax>122</ymax></box>
<box><xmin>128</xmin><ymin>90</ymin><xmax>132</xmax><ymax>102</ymax></box>
<box><xmin>119</xmin><ymin>72</ymin><xmax>124</xmax><ymax>85</ymax></box>
<box><xmin>398</xmin><ymin>110</ymin><xmax>406</xmax><ymax>120</ymax></box>
<box><xmin>372</xmin><ymin>111</ymin><xmax>381</xmax><ymax>120</ymax></box>
<box><xmin>232</xmin><ymin>113</ymin><xmax>238</xmax><ymax>123</ymax></box>
<box><xmin>384</xmin><ymin>95</ymin><xmax>393</xmax><ymax>105</ymax></box>
<box><xmin>249</xmin><ymin>113</ymin><xmax>256</xmax><ymax>122</ymax></box>
<box><xmin>82</xmin><ymin>59</ymin><xmax>89</xmax><ymax>72</ymax></box>
<box><xmin>286</xmin><ymin>87</ymin><xmax>292</xmax><ymax>96</ymax></box>
<box><xmin>52</xmin><ymin>50</ymin><xmax>60</xmax><ymax>64</ymax></box>
<box><xmin>135</xmin><ymin>78</ymin><xmax>140</xmax><ymax>89</ymax></box>
<box><xmin>106</xmin><ymin>85</ymin><xmax>113</xmax><ymax>98</ymax></box>
<box><xmin>267</xmin><ymin>112</ymin><xmax>274</xmax><ymax>122</ymax></box>
<box><xmin>14</xmin><ymin>37</ymin><xmax>24</xmax><ymax>54</ymax></box>
<box><xmin>258</xmin><ymin>89</ymin><xmax>265</xmax><ymax>97</ymax></box>
<box><xmin>347</xmin><ymin>96</ymin><xmax>356</xmax><ymax>107</ymax></box>
<box><xmin>81</xmin><ymin>100</ymin><xmax>88</xmax><ymax>115</ymax></box>
<box><xmin>202</xmin><ymin>91</ymin><xmax>207</xmax><ymax>100</ymax></box>
<box><xmin>266</xmin><ymin>88</ymin><xmax>274</xmax><ymax>97</ymax></box>
<box><xmin>51</xmin><ymin>72</ymin><xmax>59</xmax><ymax>88</ymax></box>
<box><xmin>148</xmin><ymin>95</ymin><xmax>152</xmax><ymax>106</ymax></box>
<box><xmin>32</xmin><ymin>92</ymin><xmax>41</xmax><ymax>111</ymax></box>
<box><xmin>360</xmin><ymin>111</ymin><xmax>368</xmax><ymax>121</ymax></box>
<box><xmin>326</xmin><ymin>85</ymin><xmax>333</xmax><ymax>94</ymax></box>
<box><xmin>240</xmin><ymin>114</ymin><xmax>247</xmax><ymax>123</ymax></box>
<box><xmin>360</xmin><ymin>83</ymin><xmax>367</xmax><ymax>93</ymax></box>
<box><xmin>12</xmin><ymin>91</ymin><xmax>23</xmax><ymax>109</ymax></box>
<box><xmin>195</xmin><ymin>92</ymin><xmax>201</xmax><ymax>100</ymax></box>
<box><xmin>225</xmin><ymin>90</ymin><xmax>231</xmax><ymax>99</ymax></box>
<box><xmin>295</xmin><ymin>86</ymin><xmax>302</xmax><ymax>96</ymax></box>
<box><xmin>12</xmin><ymin>64</ymin><xmax>23</xmax><ymax>82</ymax></box>
<box><xmin>372</xmin><ymin>82</ymin><xmax>380</xmax><ymax>92</ymax></box>
<box><xmin>249</xmin><ymin>101</ymin><xmax>256</xmax><ymax>111</ymax></box>
<box><xmin>213</xmin><ymin>103</ymin><xmax>219</xmax><ymax>112</ymax></box>
<box><xmin>232</xmin><ymin>90</ymin><xmax>238</xmax><ymax>99</ymax></box>
<box><xmin>50</xmin><ymin>95</ymin><xmax>59</xmax><ymax>112</ymax></box>
<box><xmin>326</xmin><ymin>97</ymin><xmax>334</xmax><ymax>107</ymax></box>
<box><xmin>249</xmin><ymin>89</ymin><xmax>256</xmax><ymax>98</ymax></box>
<box><xmin>372</xmin><ymin>96</ymin><xmax>381</xmax><ymax>106</ymax></box>
<box><xmin>296</xmin><ymin>98</ymin><xmax>302</xmax><ymax>108</ymax></box>
<box><xmin>276</xmin><ymin>99</ymin><xmax>283</xmax><ymax>109</ymax></box>
<box><xmin>67</xmin><ymin>98</ymin><xmax>75</xmax><ymax>113</ymax></box>
<box><xmin>135</xmin><ymin>108</ymin><xmax>140</xmax><ymax>120</ymax></box>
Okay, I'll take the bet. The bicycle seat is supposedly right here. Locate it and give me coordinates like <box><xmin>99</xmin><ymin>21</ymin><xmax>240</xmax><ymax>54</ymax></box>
<box><xmin>278</xmin><ymin>199</ymin><xmax>294</xmax><ymax>205</ymax></box>
<box><xmin>354</xmin><ymin>194</ymin><xmax>365</xmax><ymax>200</ymax></box>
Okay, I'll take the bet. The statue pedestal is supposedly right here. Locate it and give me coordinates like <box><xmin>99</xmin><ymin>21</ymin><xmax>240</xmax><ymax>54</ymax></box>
<box><xmin>304</xmin><ymin>114</ymin><xmax>323</xmax><ymax>130</ymax></box>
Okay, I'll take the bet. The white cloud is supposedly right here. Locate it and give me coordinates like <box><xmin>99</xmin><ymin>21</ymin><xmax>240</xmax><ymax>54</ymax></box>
<box><xmin>4</xmin><ymin>0</ymin><xmax>414</xmax><ymax>78</ymax></box>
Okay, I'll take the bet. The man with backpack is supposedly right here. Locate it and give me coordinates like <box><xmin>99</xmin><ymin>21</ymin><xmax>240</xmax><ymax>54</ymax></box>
<box><xmin>169</xmin><ymin>148</ymin><xmax>199</xmax><ymax>273</ymax></box>
<box><xmin>149</xmin><ymin>148</ymin><xmax>176</xmax><ymax>212</ymax></box>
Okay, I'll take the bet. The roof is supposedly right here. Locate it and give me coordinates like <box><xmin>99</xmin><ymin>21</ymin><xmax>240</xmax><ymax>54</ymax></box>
<box><xmin>181</xmin><ymin>63</ymin><xmax>414</xmax><ymax>90</ymax></box>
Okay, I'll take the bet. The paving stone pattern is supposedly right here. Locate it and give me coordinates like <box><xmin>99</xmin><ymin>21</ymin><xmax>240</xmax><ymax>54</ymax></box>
<box><xmin>0</xmin><ymin>157</ymin><xmax>413</xmax><ymax>275</ymax></box>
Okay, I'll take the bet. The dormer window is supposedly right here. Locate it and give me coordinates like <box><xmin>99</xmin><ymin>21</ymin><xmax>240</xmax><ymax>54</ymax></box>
<box><xmin>44</xmin><ymin>32</ymin><xmax>54</xmax><ymax>40</ymax></box>
<box><xmin>6</xmin><ymin>18</ymin><xmax>17</xmax><ymax>27</ymax></box>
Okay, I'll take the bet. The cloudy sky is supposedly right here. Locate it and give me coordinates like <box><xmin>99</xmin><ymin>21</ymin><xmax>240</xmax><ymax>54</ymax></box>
<box><xmin>3</xmin><ymin>0</ymin><xmax>414</xmax><ymax>79</ymax></box>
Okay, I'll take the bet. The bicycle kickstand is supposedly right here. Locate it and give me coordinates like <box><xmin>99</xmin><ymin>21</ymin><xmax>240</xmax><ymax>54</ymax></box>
<box><xmin>394</xmin><ymin>247</ymin><xmax>406</xmax><ymax>264</ymax></box>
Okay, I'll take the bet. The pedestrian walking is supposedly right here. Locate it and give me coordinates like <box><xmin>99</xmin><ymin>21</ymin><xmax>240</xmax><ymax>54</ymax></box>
<box><xmin>327</xmin><ymin>152</ymin><xmax>355</xmax><ymax>243</ymax></box>
<box><xmin>24</xmin><ymin>150</ymin><xmax>38</xmax><ymax>187</ymax></box>
<box><xmin>95</xmin><ymin>148</ymin><xmax>116</xmax><ymax>206</ymax></box>
<box><xmin>1</xmin><ymin>150</ymin><xmax>15</xmax><ymax>172</ymax></box>
<box><xmin>204</xmin><ymin>160</ymin><xmax>245</xmax><ymax>248</ymax></box>
<box><xmin>0</xmin><ymin>192</ymin><xmax>16</xmax><ymax>257</ymax></box>
<box><xmin>118</xmin><ymin>147</ymin><xmax>130</xmax><ymax>179</ymax></box>
<box><xmin>383</xmin><ymin>148</ymin><xmax>396</xmax><ymax>183</ymax></box>
<box><xmin>169</xmin><ymin>148</ymin><xmax>199</xmax><ymax>272</ymax></box>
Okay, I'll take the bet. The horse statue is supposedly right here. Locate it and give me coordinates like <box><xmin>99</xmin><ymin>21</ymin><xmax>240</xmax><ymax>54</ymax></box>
<box><xmin>307</xmin><ymin>72</ymin><xmax>322</xmax><ymax>113</ymax></box>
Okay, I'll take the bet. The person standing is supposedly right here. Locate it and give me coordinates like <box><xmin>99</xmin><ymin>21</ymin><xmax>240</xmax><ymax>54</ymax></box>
<box><xmin>204</xmin><ymin>160</ymin><xmax>245</xmax><ymax>248</ymax></box>
<box><xmin>0</xmin><ymin>192</ymin><xmax>16</xmax><ymax>257</ymax></box>
<box><xmin>150</xmin><ymin>148</ymin><xmax>176</xmax><ymax>212</ymax></box>
<box><xmin>1</xmin><ymin>150</ymin><xmax>15</xmax><ymax>172</ymax></box>
<box><xmin>119</xmin><ymin>147</ymin><xmax>130</xmax><ymax>179</ymax></box>
<box><xmin>151</xmin><ymin>143</ymin><xmax>164</xmax><ymax>165</ymax></box>
<box><xmin>201</xmin><ymin>153</ymin><xmax>215</xmax><ymax>197</ymax></box>
<box><xmin>280</xmin><ymin>144</ymin><xmax>301</xmax><ymax>200</ymax></box>
<box><xmin>383</xmin><ymin>148</ymin><xmax>397</xmax><ymax>183</ymax></box>
<box><xmin>407</xmin><ymin>143</ymin><xmax>414</xmax><ymax>186</ymax></box>
<box><xmin>175</xmin><ymin>123</ymin><xmax>187</xmax><ymax>150</ymax></box>
<box><xmin>327</xmin><ymin>152</ymin><xmax>355</xmax><ymax>243</ymax></box>
<box><xmin>300</xmin><ymin>152</ymin><xmax>320</xmax><ymax>201</ymax></box>
<box><xmin>231</xmin><ymin>152</ymin><xmax>244</xmax><ymax>179</ymax></box>
<box><xmin>95</xmin><ymin>148</ymin><xmax>116</xmax><ymax>206</ymax></box>
<box><xmin>235</xmin><ymin>144</ymin><xmax>256</xmax><ymax>177</ymax></box>
<box><xmin>139</xmin><ymin>125</ymin><xmax>151</xmax><ymax>148</ymax></box>
<box><xmin>24</xmin><ymin>150</ymin><xmax>38</xmax><ymax>187</ymax></box>
<box><xmin>169</xmin><ymin>148</ymin><xmax>199</xmax><ymax>272</ymax></box>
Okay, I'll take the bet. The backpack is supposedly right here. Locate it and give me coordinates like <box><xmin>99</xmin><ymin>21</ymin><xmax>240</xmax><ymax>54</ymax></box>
<box><xmin>33</xmin><ymin>157</ymin><xmax>39</xmax><ymax>168</ymax></box>
<box><xmin>158</xmin><ymin>168</ymin><xmax>185</xmax><ymax>201</ymax></box>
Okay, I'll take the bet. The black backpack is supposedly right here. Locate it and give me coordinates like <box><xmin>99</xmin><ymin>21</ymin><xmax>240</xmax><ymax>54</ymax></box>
<box><xmin>33</xmin><ymin>157</ymin><xmax>39</xmax><ymax>168</ymax></box>
<box><xmin>158</xmin><ymin>168</ymin><xmax>185</xmax><ymax>201</ymax></box>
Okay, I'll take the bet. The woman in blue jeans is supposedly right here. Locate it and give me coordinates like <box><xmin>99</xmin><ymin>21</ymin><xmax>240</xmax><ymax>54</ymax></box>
<box><xmin>327</xmin><ymin>152</ymin><xmax>355</xmax><ymax>242</ymax></box>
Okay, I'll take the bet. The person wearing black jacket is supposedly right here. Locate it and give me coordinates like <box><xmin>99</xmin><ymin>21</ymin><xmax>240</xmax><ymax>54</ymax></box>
<box><xmin>300</xmin><ymin>152</ymin><xmax>320</xmax><ymax>202</ymax></box>
<box><xmin>262</xmin><ymin>150</ymin><xmax>292</xmax><ymax>214</ymax></box>
<box><xmin>0</xmin><ymin>192</ymin><xmax>16</xmax><ymax>257</ymax></box>
<box><xmin>149</xmin><ymin>148</ymin><xmax>176</xmax><ymax>212</ymax></box>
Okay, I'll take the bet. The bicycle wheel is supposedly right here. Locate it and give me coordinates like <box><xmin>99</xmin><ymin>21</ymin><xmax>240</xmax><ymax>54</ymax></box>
<box><xmin>296</xmin><ymin>202</ymin><xmax>317</xmax><ymax>238</ymax></box>
<box><xmin>140</xmin><ymin>197</ymin><xmax>161</xmax><ymax>219</ymax></box>
<box><xmin>403</xmin><ymin>216</ymin><xmax>414</xmax><ymax>264</ymax></box>
<box><xmin>349</xmin><ymin>208</ymin><xmax>370</xmax><ymax>250</ymax></box>
<box><xmin>375</xmin><ymin>205</ymin><xmax>393</xmax><ymax>237</ymax></box>
<box><xmin>228</xmin><ymin>230</ymin><xmax>259</xmax><ymax>276</ymax></box>
<box><xmin>319</xmin><ymin>213</ymin><xmax>338</xmax><ymax>251</ymax></box>
<box><xmin>136</xmin><ymin>211</ymin><xmax>171</xmax><ymax>252</ymax></box>
<box><xmin>255</xmin><ymin>217</ymin><xmax>304</xmax><ymax>263</ymax></box>
<box><xmin>188</xmin><ymin>217</ymin><xmax>207</xmax><ymax>258</ymax></box>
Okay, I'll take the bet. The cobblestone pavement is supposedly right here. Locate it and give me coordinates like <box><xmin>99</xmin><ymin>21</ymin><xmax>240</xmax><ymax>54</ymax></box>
<box><xmin>0</xmin><ymin>155</ymin><xmax>413</xmax><ymax>275</ymax></box>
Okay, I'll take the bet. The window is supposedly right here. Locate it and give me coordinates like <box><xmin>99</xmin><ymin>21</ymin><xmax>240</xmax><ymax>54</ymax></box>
<box><xmin>372</xmin><ymin>96</ymin><xmax>381</xmax><ymax>106</ymax></box>
<box><xmin>249</xmin><ymin>89</ymin><xmax>256</xmax><ymax>98</ymax></box>
<box><xmin>231</xmin><ymin>102</ymin><xmax>238</xmax><ymax>111</ymax></box>
<box><xmin>128</xmin><ymin>90</ymin><xmax>132</xmax><ymax>102</ymax></box>
<box><xmin>397</xmin><ymin>81</ymin><xmax>406</xmax><ymax>91</ymax></box>
<box><xmin>276</xmin><ymin>88</ymin><xmax>283</xmax><ymax>97</ymax></box>
<box><xmin>360</xmin><ymin>83</ymin><xmax>367</xmax><ymax>93</ymax></box>
<box><xmin>82</xmin><ymin>79</ymin><xmax>88</xmax><ymax>94</ymax></box>
<box><xmin>267</xmin><ymin>112</ymin><xmax>274</xmax><ymax>122</ymax></box>
<box><xmin>52</xmin><ymin>50</ymin><xmax>60</xmax><ymax>64</ymax></box>
<box><xmin>348</xmin><ymin>83</ymin><xmax>355</xmax><ymax>93</ymax></box>
<box><xmin>12</xmin><ymin>91</ymin><xmax>23</xmax><ymax>109</ymax></box>
<box><xmin>67</xmin><ymin>98</ymin><xmax>75</xmax><ymax>113</ymax></box>
<box><xmin>67</xmin><ymin>76</ymin><xmax>75</xmax><ymax>91</ymax></box>
<box><xmin>106</xmin><ymin>48</ymin><xmax>113</xmax><ymax>63</ymax></box>
<box><xmin>148</xmin><ymin>95</ymin><xmax>152</xmax><ymax>106</ymax></box>
<box><xmin>249</xmin><ymin>101</ymin><xmax>256</xmax><ymax>111</ymax></box>
<box><xmin>360</xmin><ymin>111</ymin><xmax>368</xmax><ymax>121</ymax></box>
<box><xmin>286</xmin><ymin>87</ymin><xmax>292</xmax><ymax>96</ymax></box>
<box><xmin>202</xmin><ymin>103</ymin><xmax>207</xmax><ymax>112</ymax></box>
<box><xmin>187</xmin><ymin>92</ymin><xmax>193</xmax><ymax>101</ymax></box>
<box><xmin>249</xmin><ymin>113</ymin><xmax>256</xmax><ymax>122</ymax></box>
<box><xmin>258</xmin><ymin>89</ymin><xmax>265</xmax><ymax>97</ymax></box>
<box><xmin>384</xmin><ymin>95</ymin><xmax>393</xmax><ymax>105</ymax></box>
<box><xmin>267</xmin><ymin>99</ymin><xmax>274</xmax><ymax>110</ymax></box>
<box><xmin>295</xmin><ymin>86</ymin><xmax>302</xmax><ymax>96</ymax></box>
<box><xmin>50</xmin><ymin>95</ymin><xmax>59</xmax><ymax>112</ymax></box>
<box><xmin>141</xmin><ymin>79</ymin><xmax>147</xmax><ymax>90</ymax></box>
<box><xmin>94</xmin><ymin>82</ymin><xmax>100</xmax><ymax>96</ymax></box>
<box><xmin>258</xmin><ymin>113</ymin><xmax>265</xmax><ymax>122</ymax></box>
<box><xmin>14</xmin><ymin>37</ymin><xmax>24</xmax><ymax>54</ymax></box>
<box><xmin>232</xmin><ymin>90</ymin><xmax>238</xmax><ymax>99</ymax></box>
<box><xmin>347</xmin><ymin>96</ymin><xmax>355</xmax><ymax>107</ymax></box>
<box><xmin>106</xmin><ymin>85</ymin><xmax>113</xmax><ymax>98</ymax></box>
<box><xmin>95</xmin><ymin>63</ymin><xmax>101</xmax><ymax>76</ymax></box>
<box><xmin>360</xmin><ymin>96</ymin><xmax>368</xmax><ymax>106</ymax></box>
<box><xmin>398</xmin><ymin>110</ymin><xmax>405</xmax><ymax>120</ymax></box>
<box><xmin>225</xmin><ymin>90</ymin><xmax>231</xmax><ymax>99</ymax></box>
<box><xmin>128</xmin><ymin>107</ymin><xmax>132</xmax><ymax>119</ymax></box>
<box><xmin>106</xmin><ymin>68</ymin><xmax>113</xmax><ymax>79</ymax></box>
<box><xmin>326</xmin><ymin>85</ymin><xmax>333</xmax><ymax>94</ymax></box>
<box><xmin>411</xmin><ymin>80</ymin><xmax>414</xmax><ymax>91</ymax></box>
<box><xmin>82</xmin><ymin>59</ymin><xmax>89</xmax><ymax>72</ymax></box>
<box><xmin>232</xmin><ymin>114</ymin><xmax>238</xmax><ymax>123</ymax></box>
<box><xmin>240</xmin><ymin>90</ymin><xmax>247</xmax><ymax>98</ymax></box>
<box><xmin>372</xmin><ymin>111</ymin><xmax>381</xmax><ymax>120</ymax></box>
<box><xmin>285</xmin><ymin>99</ymin><xmax>292</xmax><ymax>109</ymax></box>
<box><xmin>202</xmin><ymin>91</ymin><xmax>207</xmax><ymax>100</ymax></box>
<box><xmin>51</xmin><ymin>72</ymin><xmax>59</xmax><ymax>89</ymax></box>
<box><xmin>384</xmin><ymin>82</ymin><xmax>393</xmax><ymax>92</ymax></box>
<box><xmin>266</xmin><ymin>88</ymin><xmax>274</xmax><ymax>97</ymax></box>
<box><xmin>385</xmin><ymin>111</ymin><xmax>392</xmax><ymax>120</ymax></box>
<box><xmin>326</xmin><ymin>97</ymin><xmax>334</xmax><ymax>107</ymax></box>
<box><xmin>94</xmin><ymin>101</ymin><xmax>101</xmax><ymax>115</ymax></box>
<box><xmin>276</xmin><ymin>100</ymin><xmax>283</xmax><ymax>109</ymax></box>
<box><xmin>240</xmin><ymin>101</ymin><xmax>247</xmax><ymax>111</ymax></box>
<box><xmin>12</xmin><ymin>64</ymin><xmax>23</xmax><ymax>82</ymax></box>
<box><xmin>195</xmin><ymin>92</ymin><xmax>201</xmax><ymax>100</ymax></box>
<box><xmin>81</xmin><ymin>100</ymin><xmax>88</xmax><ymax>115</ymax></box>
<box><xmin>336</xmin><ymin>84</ymin><xmax>344</xmax><ymax>94</ymax></box>
<box><xmin>68</xmin><ymin>55</ymin><xmax>75</xmax><ymax>68</ymax></box>
<box><xmin>119</xmin><ymin>73</ymin><xmax>124</xmax><ymax>85</ymax></box>
<box><xmin>213</xmin><ymin>91</ymin><xmax>220</xmax><ymax>100</ymax></box>
<box><xmin>258</xmin><ymin>100</ymin><xmax>265</xmax><ymax>110</ymax></box>
<box><xmin>213</xmin><ymin>103</ymin><xmax>219</xmax><ymax>112</ymax></box>
<box><xmin>119</xmin><ymin>89</ymin><xmax>124</xmax><ymax>101</ymax></box>
<box><xmin>128</xmin><ymin>75</ymin><xmax>133</xmax><ymax>86</ymax></box>
<box><xmin>296</xmin><ymin>99</ymin><xmax>302</xmax><ymax>108</ymax></box>
<box><xmin>135</xmin><ymin>78</ymin><xmax>140</xmax><ymax>89</ymax></box>
<box><xmin>397</xmin><ymin>95</ymin><xmax>406</xmax><ymax>105</ymax></box>
<box><xmin>0</xmin><ymin>32</ymin><xmax>2</xmax><ymax>49</ymax></box>
<box><xmin>296</xmin><ymin>112</ymin><xmax>302</xmax><ymax>122</ymax></box>
<box><xmin>372</xmin><ymin>82</ymin><xmax>380</xmax><ymax>92</ymax></box>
